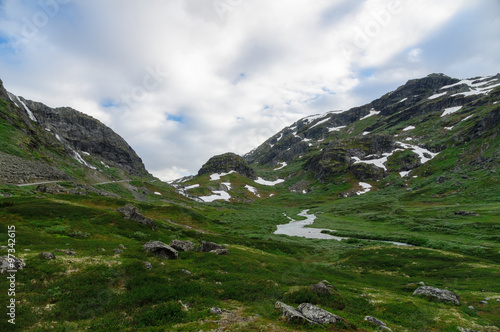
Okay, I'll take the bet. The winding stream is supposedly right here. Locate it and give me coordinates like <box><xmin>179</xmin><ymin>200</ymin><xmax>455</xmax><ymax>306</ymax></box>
<box><xmin>274</xmin><ymin>210</ymin><xmax>411</xmax><ymax>246</ymax></box>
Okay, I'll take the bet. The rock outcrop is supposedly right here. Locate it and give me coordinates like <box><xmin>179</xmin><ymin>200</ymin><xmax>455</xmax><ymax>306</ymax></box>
<box><xmin>198</xmin><ymin>153</ymin><xmax>256</xmax><ymax>179</ymax></box>
<box><xmin>413</xmin><ymin>286</ymin><xmax>460</xmax><ymax>305</ymax></box>
<box><xmin>197</xmin><ymin>241</ymin><xmax>227</xmax><ymax>253</ymax></box>
<box><xmin>143</xmin><ymin>241</ymin><xmax>178</xmax><ymax>259</ymax></box>
<box><xmin>117</xmin><ymin>204</ymin><xmax>156</xmax><ymax>230</ymax></box>
<box><xmin>275</xmin><ymin>301</ymin><xmax>343</xmax><ymax>325</ymax></box>
<box><xmin>169</xmin><ymin>239</ymin><xmax>196</xmax><ymax>252</ymax></box>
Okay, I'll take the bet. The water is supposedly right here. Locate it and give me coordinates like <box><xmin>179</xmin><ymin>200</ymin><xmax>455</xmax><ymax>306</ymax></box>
<box><xmin>274</xmin><ymin>210</ymin><xmax>411</xmax><ymax>246</ymax></box>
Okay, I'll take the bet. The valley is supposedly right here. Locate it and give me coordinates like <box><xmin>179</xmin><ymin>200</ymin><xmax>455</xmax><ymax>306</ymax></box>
<box><xmin>0</xmin><ymin>74</ymin><xmax>499</xmax><ymax>331</ymax></box>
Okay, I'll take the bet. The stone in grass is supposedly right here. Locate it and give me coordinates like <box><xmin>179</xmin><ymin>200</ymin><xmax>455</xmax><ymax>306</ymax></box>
<box><xmin>197</xmin><ymin>241</ymin><xmax>226</xmax><ymax>253</ymax></box>
<box><xmin>298</xmin><ymin>303</ymin><xmax>343</xmax><ymax>324</ymax></box>
<box><xmin>117</xmin><ymin>204</ymin><xmax>157</xmax><ymax>230</ymax></box>
<box><xmin>54</xmin><ymin>249</ymin><xmax>76</xmax><ymax>256</ymax></box>
<box><xmin>275</xmin><ymin>301</ymin><xmax>316</xmax><ymax>324</ymax></box>
<box><xmin>413</xmin><ymin>286</ymin><xmax>460</xmax><ymax>305</ymax></box>
<box><xmin>113</xmin><ymin>249</ymin><xmax>123</xmax><ymax>254</ymax></box>
<box><xmin>0</xmin><ymin>256</ymin><xmax>26</xmax><ymax>273</ymax></box>
<box><xmin>311</xmin><ymin>282</ymin><xmax>333</xmax><ymax>295</ymax></box>
<box><xmin>210</xmin><ymin>249</ymin><xmax>229</xmax><ymax>255</ymax></box>
<box><xmin>38</xmin><ymin>252</ymin><xmax>56</xmax><ymax>260</ymax></box>
<box><xmin>143</xmin><ymin>241</ymin><xmax>178</xmax><ymax>259</ymax></box>
<box><xmin>210</xmin><ymin>307</ymin><xmax>222</xmax><ymax>315</ymax></box>
<box><xmin>364</xmin><ymin>316</ymin><xmax>391</xmax><ymax>331</ymax></box>
<box><xmin>169</xmin><ymin>239</ymin><xmax>195</xmax><ymax>252</ymax></box>
<box><xmin>145</xmin><ymin>262</ymin><xmax>152</xmax><ymax>270</ymax></box>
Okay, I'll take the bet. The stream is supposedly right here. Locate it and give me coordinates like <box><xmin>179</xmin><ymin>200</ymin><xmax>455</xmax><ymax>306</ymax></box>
<box><xmin>274</xmin><ymin>210</ymin><xmax>411</xmax><ymax>246</ymax></box>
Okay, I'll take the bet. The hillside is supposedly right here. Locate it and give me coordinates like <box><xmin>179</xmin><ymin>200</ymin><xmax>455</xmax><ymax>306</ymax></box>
<box><xmin>0</xmin><ymin>74</ymin><xmax>499</xmax><ymax>331</ymax></box>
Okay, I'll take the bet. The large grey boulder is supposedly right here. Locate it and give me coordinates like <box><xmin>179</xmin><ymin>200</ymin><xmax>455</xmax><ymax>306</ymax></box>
<box><xmin>169</xmin><ymin>239</ymin><xmax>195</xmax><ymax>252</ymax></box>
<box><xmin>117</xmin><ymin>204</ymin><xmax>156</xmax><ymax>230</ymax></box>
<box><xmin>197</xmin><ymin>241</ymin><xmax>226</xmax><ymax>252</ymax></box>
<box><xmin>298</xmin><ymin>303</ymin><xmax>343</xmax><ymax>324</ymax></box>
<box><xmin>143</xmin><ymin>241</ymin><xmax>178</xmax><ymax>259</ymax></box>
<box><xmin>275</xmin><ymin>301</ymin><xmax>316</xmax><ymax>324</ymax></box>
<box><xmin>275</xmin><ymin>301</ymin><xmax>343</xmax><ymax>325</ymax></box>
<box><xmin>413</xmin><ymin>286</ymin><xmax>460</xmax><ymax>305</ymax></box>
<box><xmin>311</xmin><ymin>281</ymin><xmax>333</xmax><ymax>294</ymax></box>
<box><xmin>0</xmin><ymin>256</ymin><xmax>25</xmax><ymax>273</ymax></box>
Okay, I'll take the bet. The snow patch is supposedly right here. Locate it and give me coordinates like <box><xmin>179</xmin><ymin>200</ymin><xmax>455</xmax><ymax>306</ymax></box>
<box><xmin>362</xmin><ymin>131</ymin><xmax>370</xmax><ymax>136</ymax></box>
<box><xmin>184</xmin><ymin>184</ymin><xmax>200</xmax><ymax>190</ymax></box>
<box><xmin>403</xmin><ymin>126</ymin><xmax>415</xmax><ymax>131</ymax></box>
<box><xmin>255</xmin><ymin>177</ymin><xmax>285</xmax><ymax>186</ymax></box>
<box><xmin>154</xmin><ymin>192</ymin><xmax>162</xmax><ymax>196</ymax></box>
<box><xmin>309</xmin><ymin>117</ymin><xmax>330</xmax><ymax>129</ymax></box>
<box><xmin>210</xmin><ymin>171</ymin><xmax>236</xmax><ymax>181</ymax></box>
<box><xmin>444</xmin><ymin>127</ymin><xmax>454</xmax><ymax>131</ymax></box>
<box><xmin>274</xmin><ymin>162</ymin><xmax>287</xmax><ymax>170</ymax></box>
<box><xmin>245</xmin><ymin>185</ymin><xmax>260</xmax><ymax>197</ymax></box>
<box><xmin>328</xmin><ymin>125</ymin><xmax>346</xmax><ymax>132</ymax></box>
<box><xmin>400</xmin><ymin>171</ymin><xmax>410</xmax><ymax>177</ymax></box>
<box><xmin>462</xmin><ymin>115</ymin><xmax>474</xmax><ymax>122</ymax></box>
<box><xmin>199</xmin><ymin>191</ymin><xmax>231</xmax><ymax>202</ymax></box>
<box><xmin>441</xmin><ymin>106</ymin><xmax>462</xmax><ymax>117</ymax></box>
<box><xmin>360</xmin><ymin>109</ymin><xmax>380</xmax><ymax>120</ymax></box>
<box><xmin>357</xmin><ymin>182</ymin><xmax>372</xmax><ymax>195</ymax></box>
<box><xmin>71</xmin><ymin>149</ymin><xmax>97</xmax><ymax>170</ymax></box>
<box><xmin>428</xmin><ymin>92</ymin><xmax>447</xmax><ymax>100</ymax></box>
<box><xmin>399</xmin><ymin>98</ymin><xmax>408</xmax><ymax>103</ymax></box>
<box><xmin>15</xmin><ymin>96</ymin><xmax>38</xmax><ymax>122</ymax></box>
<box><xmin>222</xmin><ymin>182</ymin><xmax>232</xmax><ymax>190</ymax></box>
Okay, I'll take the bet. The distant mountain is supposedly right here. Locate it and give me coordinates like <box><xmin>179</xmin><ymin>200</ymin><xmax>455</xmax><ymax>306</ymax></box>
<box><xmin>185</xmin><ymin>73</ymin><xmax>499</xmax><ymax>201</ymax></box>
<box><xmin>0</xmin><ymin>78</ymin><xmax>151</xmax><ymax>185</ymax></box>
<box><xmin>244</xmin><ymin>73</ymin><xmax>499</xmax><ymax>183</ymax></box>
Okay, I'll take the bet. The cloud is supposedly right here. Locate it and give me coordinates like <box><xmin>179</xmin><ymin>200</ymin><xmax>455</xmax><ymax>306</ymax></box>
<box><xmin>0</xmin><ymin>0</ymin><xmax>498</xmax><ymax>180</ymax></box>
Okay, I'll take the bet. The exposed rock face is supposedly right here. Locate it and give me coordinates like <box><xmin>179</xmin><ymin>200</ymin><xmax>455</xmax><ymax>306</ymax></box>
<box><xmin>0</xmin><ymin>151</ymin><xmax>72</xmax><ymax>184</ymax></box>
<box><xmin>197</xmin><ymin>241</ymin><xmax>226</xmax><ymax>252</ymax></box>
<box><xmin>169</xmin><ymin>239</ymin><xmax>196</xmax><ymax>252</ymax></box>
<box><xmin>413</xmin><ymin>286</ymin><xmax>460</xmax><ymax>305</ymax></box>
<box><xmin>117</xmin><ymin>204</ymin><xmax>156</xmax><ymax>230</ymax></box>
<box><xmin>26</xmin><ymin>100</ymin><xmax>150</xmax><ymax>177</ymax></box>
<box><xmin>275</xmin><ymin>301</ymin><xmax>343</xmax><ymax>325</ymax></box>
<box><xmin>0</xmin><ymin>256</ymin><xmax>25</xmax><ymax>273</ymax></box>
<box><xmin>198</xmin><ymin>153</ymin><xmax>257</xmax><ymax>179</ymax></box>
<box><xmin>143</xmin><ymin>241</ymin><xmax>178</xmax><ymax>259</ymax></box>
<box><xmin>38</xmin><ymin>252</ymin><xmax>56</xmax><ymax>260</ymax></box>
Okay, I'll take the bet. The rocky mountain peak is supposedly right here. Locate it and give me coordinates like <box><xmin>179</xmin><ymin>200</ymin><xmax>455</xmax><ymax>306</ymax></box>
<box><xmin>198</xmin><ymin>152</ymin><xmax>257</xmax><ymax>179</ymax></box>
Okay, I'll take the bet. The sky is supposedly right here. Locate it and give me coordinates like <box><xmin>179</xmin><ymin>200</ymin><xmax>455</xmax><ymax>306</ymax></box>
<box><xmin>0</xmin><ymin>0</ymin><xmax>499</xmax><ymax>180</ymax></box>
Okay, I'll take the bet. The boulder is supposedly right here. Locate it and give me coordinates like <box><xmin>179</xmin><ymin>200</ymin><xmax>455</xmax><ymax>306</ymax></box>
<box><xmin>143</xmin><ymin>241</ymin><xmax>178</xmax><ymax>259</ymax></box>
<box><xmin>211</xmin><ymin>249</ymin><xmax>229</xmax><ymax>255</ymax></box>
<box><xmin>197</xmin><ymin>241</ymin><xmax>226</xmax><ymax>252</ymax></box>
<box><xmin>413</xmin><ymin>286</ymin><xmax>460</xmax><ymax>305</ymax></box>
<box><xmin>364</xmin><ymin>316</ymin><xmax>391</xmax><ymax>330</ymax></box>
<box><xmin>119</xmin><ymin>244</ymin><xmax>127</xmax><ymax>250</ymax></box>
<box><xmin>275</xmin><ymin>301</ymin><xmax>343</xmax><ymax>325</ymax></box>
<box><xmin>169</xmin><ymin>239</ymin><xmax>195</xmax><ymax>252</ymax></box>
<box><xmin>298</xmin><ymin>303</ymin><xmax>343</xmax><ymax>324</ymax></box>
<box><xmin>275</xmin><ymin>301</ymin><xmax>316</xmax><ymax>324</ymax></box>
<box><xmin>117</xmin><ymin>204</ymin><xmax>157</xmax><ymax>230</ymax></box>
<box><xmin>210</xmin><ymin>307</ymin><xmax>222</xmax><ymax>315</ymax></box>
<box><xmin>145</xmin><ymin>262</ymin><xmax>152</xmax><ymax>270</ymax></box>
<box><xmin>311</xmin><ymin>282</ymin><xmax>332</xmax><ymax>294</ymax></box>
<box><xmin>38</xmin><ymin>252</ymin><xmax>56</xmax><ymax>260</ymax></box>
<box><xmin>0</xmin><ymin>256</ymin><xmax>25</xmax><ymax>273</ymax></box>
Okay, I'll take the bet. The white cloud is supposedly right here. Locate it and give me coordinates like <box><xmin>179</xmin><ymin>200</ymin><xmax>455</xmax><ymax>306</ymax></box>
<box><xmin>0</xmin><ymin>0</ymin><xmax>497</xmax><ymax>180</ymax></box>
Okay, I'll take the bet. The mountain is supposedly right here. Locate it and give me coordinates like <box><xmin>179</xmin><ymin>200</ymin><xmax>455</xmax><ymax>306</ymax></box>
<box><xmin>1</xmin><ymin>74</ymin><xmax>499</xmax><ymax>331</ymax></box>
<box><xmin>244</xmin><ymin>73</ymin><xmax>499</xmax><ymax>188</ymax></box>
<box><xmin>182</xmin><ymin>73</ymin><xmax>499</xmax><ymax>202</ymax></box>
<box><xmin>0</xmin><ymin>78</ymin><xmax>151</xmax><ymax>185</ymax></box>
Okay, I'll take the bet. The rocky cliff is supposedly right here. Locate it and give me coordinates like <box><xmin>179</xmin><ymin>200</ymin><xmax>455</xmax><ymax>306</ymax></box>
<box><xmin>198</xmin><ymin>152</ymin><xmax>257</xmax><ymax>179</ymax></box>
<box><xmin>0</xmin><ymin>78</ymin><xmax>151</xmax><ymax>184</ymax></box>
